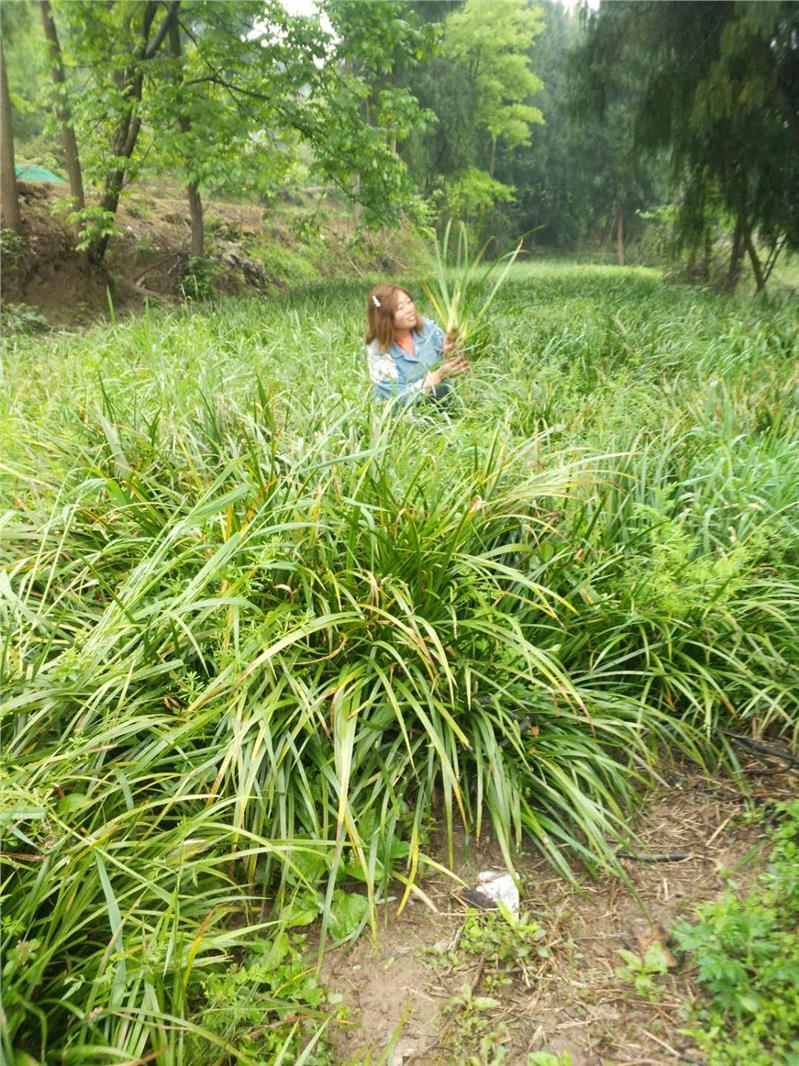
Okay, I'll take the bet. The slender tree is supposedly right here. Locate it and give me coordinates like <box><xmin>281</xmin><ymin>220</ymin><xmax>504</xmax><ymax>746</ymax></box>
<box><xmin>400</xmin><ymin>0</ymin><xmax>544</xmax><ymax>236</ymax></box>
<box><xmin>0</xmin><ymin>37</ymin><xmax>22</xmax><ymax>234</ymax></box>
<box><xmin>39</xmin><ymin>0</ymin><xmax>84</xmax><ymax>217</ymax></box>
<box><xmin>89</xmin><ymin>0</ymin><xmax>180</xmax><ymax>263</ymax></box>
<box><xmin>167</xmin><ymin>16</ymin><xmax>202</xmax><ymax>258</ymax></box>
<box><xmin>443</xmin><ymin>0</ymin><xmax>544</xmax><ymax>178</ymax></box>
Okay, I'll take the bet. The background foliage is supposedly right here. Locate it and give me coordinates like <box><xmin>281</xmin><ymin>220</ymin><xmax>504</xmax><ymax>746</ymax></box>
<box><xmin>3</xmin><ymin>0</ymin><xmax>797</xmax><ymax>285</ymax></box>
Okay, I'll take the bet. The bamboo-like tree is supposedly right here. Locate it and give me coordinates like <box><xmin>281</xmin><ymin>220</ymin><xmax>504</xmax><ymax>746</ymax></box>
<box><xmin>443</xmin><ymin>0</ymin><xmax>544</xmax><ymax>179</ymax></box>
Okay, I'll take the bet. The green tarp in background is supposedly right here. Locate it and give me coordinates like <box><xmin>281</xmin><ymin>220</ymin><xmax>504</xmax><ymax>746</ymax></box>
<box><xmin>15</xmin><ymin>164</ymin><xmax>66</xmax><ymax>183</ymax></box>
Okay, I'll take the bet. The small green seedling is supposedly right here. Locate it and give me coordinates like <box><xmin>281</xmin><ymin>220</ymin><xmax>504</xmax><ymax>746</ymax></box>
<box><xmin>616</xmin><ymin>942</ymin><xmax>670</xmax><ymax>999</ymax></box>
<box><xmin>458</xmin><ymin>907</ymin><xmax>548</xmax><ymax>989</ymax></box>
<box><xmin>527</xmin><ymin>1051</ymin><xmax>572</xmax><ymax>1066</ymax></box>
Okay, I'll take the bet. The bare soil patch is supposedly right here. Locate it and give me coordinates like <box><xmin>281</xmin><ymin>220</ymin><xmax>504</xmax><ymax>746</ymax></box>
<box><xmin>320</xmin><ymin>761</ymin><xmax>796</xmax><ymax>1065</ymax></box>
<box><xmin>2</xmin><ymin>182</ymin><xmax>300</xmax><ymax>328</ymax></box>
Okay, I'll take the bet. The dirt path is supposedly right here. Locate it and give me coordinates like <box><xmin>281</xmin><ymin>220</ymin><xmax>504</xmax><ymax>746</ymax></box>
<box><xmin>319</xmin><ymin>761</ymin><xmax>796</xmax><ymax>1065</ymax></box>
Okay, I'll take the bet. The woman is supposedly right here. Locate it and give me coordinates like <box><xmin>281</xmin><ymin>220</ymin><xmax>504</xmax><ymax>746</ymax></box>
<box><xmin>365</xmin><ymin>284</ymin><xmax>469</xmax><ymax>407</ymax></box>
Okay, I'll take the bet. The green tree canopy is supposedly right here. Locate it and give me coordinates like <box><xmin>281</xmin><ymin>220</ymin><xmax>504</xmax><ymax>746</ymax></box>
<box><xmin>573</xmin><ymin>0</ymin><xmax>799</xmax><ymax>288</ymax></box>
<box><xmin>444</xmin><ymin>0</ymin><xmax>544</xmax><ymax>167</ymax></box>
<box><xmin>39</xmin><ymin>0</ymin><xmax>435</xmax><ymax>260</ymax></box>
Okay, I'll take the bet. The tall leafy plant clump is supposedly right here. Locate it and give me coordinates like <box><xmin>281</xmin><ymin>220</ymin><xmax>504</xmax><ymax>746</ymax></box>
<box><xmin>0</xmin><ymin>387</ymin><xmax>705</xmax><ymax>1063</ymax></box>
<box><xmin>2</xmin><ymin>408</ymin><xmax>793</xmax><ymax>1065</ymax></box>
<box><xmin>423</xmin><ymin>219</ymin><xmax>522</xmax><ymax>354</ymax></box>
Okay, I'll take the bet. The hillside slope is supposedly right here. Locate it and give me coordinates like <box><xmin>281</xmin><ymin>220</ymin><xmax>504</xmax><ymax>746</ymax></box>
<box><xmin>1</xmin><ymin>182</ymin><xmax>419</xmax><ymax>329</ymax></box>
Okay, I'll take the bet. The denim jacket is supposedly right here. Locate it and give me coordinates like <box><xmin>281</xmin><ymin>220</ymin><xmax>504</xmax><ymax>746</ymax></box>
<box><xmin>367</xmin><ymin>317</ymin><xmax>449</xmax><ymax>407</ymax></box>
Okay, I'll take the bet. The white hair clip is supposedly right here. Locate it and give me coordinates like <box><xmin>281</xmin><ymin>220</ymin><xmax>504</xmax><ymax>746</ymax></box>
<box><xmin>372</xmin><ymin>295</ymin><xmax>381</xmax><ymax>308</ymax></box>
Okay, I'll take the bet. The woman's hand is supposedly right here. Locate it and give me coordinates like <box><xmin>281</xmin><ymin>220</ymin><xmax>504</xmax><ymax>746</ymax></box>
<box><xmin>424</xmin><ymin>352</ymin><xmax>470</xmax><ymax>391</ymax></box>
<box><xmin>439</xmin><ymin>352</ymin><xmax>470</xmax><ymax>379</ymax></box>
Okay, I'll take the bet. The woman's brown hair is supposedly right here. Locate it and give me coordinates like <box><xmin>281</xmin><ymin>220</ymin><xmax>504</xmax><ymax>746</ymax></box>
<box><xmin>365</xmin><ymin>284</ymin><xmax>423</xmax><ymax>352</ymax></box>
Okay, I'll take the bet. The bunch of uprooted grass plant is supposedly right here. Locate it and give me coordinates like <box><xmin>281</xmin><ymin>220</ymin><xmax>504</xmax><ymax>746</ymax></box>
<box><xmin>1</xmin><ymin>269</ymin><xmax>797</xmax><ymax>1064</ymax></box>
<box><xmin>422</xmin><ymin>220</ymin><xmax>522</xmax><ymax>355</ymax></box>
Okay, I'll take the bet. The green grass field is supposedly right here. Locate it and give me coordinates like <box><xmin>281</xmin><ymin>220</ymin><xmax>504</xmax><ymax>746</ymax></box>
<box><xmin>1</xmin><ymin>263</ymin><xmax>798</xmax><ymax>1064</ymax></box>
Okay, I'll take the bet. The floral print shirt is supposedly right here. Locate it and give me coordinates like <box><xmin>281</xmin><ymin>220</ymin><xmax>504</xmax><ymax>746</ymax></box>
<box><xmin>367</xmin><ymin>317</ymin><xmax>449</xmax><ymax>407</ymax></box>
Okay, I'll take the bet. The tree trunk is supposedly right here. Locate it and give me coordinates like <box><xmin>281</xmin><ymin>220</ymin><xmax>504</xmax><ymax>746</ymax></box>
<box><xmin>700</xmin><ymin>226</ymin><xmax>712</xmax><ymax>281</ymax></box>
<box><xmin>168</xmin><ymin>18</ymin><xmax>203</xmax><ymax>259</ymax></box>
<box><xmin>39</xmin><ymin>0</ymin><xmax>84</xmax><ymax>219</ymax></box>
<box><xmin>187</xmin><ymin>180</ymin><xmax>203</xmax><ymax>259</ymax></box>
<box><xmin>740</xmin><ymin>213</ymin><xmax>766</xmax><ymax>293</ymax></box>
<box><xmin>89</xmin><ymin>0</ymin><xmax>180</xmax><ymax>264</ymax></box>
<box><xmin>616</xmin><ymin>203</ymin><xmax>624</xmax><ymax>266</ymax></box>
<box><xmin>762</xmin><ymin>236</ymin><xmax>787</xmax><ymax>287</ymax></box>
<box><xmin>727</xmin><ymin>156</ymin><xmax>767</xmax><ymax>294</ymax></box>
<box><xmin>724</xmin><ymin>213</ymin><xmax>745</xmax><ymax>292</ymax></box>
<box><xmin>352</xmin><ymin>89</ymin><xmax>369</xmax><ymax>227</ymax></box>
<box><xmin>0</xmin><ymin>39</ymin><xmax>22</xmax><ymax>234</ymax></box>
